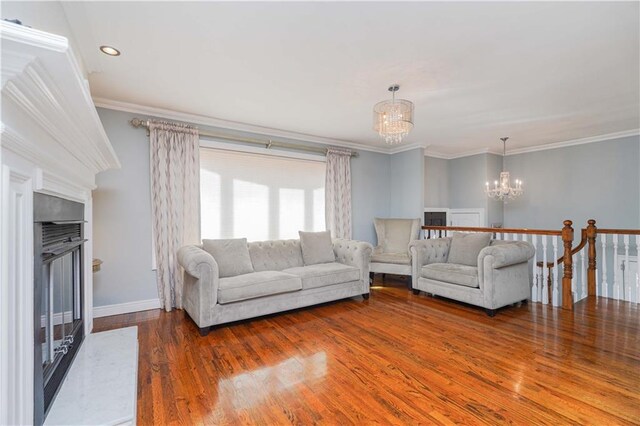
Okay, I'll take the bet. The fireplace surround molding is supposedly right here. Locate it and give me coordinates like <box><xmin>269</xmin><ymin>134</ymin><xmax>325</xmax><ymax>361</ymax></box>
<box><xmin>0</xmin><ymin>21</ymin><xmax>120</xmax><ymax>425</ymax></box>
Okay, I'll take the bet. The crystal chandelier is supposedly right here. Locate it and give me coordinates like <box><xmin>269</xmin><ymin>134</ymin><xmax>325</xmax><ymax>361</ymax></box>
<box><xmin>485</xmin><ymin>137</ymin><xmax>523</xmax><ymax>202</ymax></box>
<box><xmin>373</xmin><ymin>84</ymin><xmax>414</xmax><ymax>145</ymax></box>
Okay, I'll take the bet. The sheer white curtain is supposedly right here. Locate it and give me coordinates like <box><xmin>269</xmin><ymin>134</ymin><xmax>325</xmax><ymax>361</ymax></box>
<box><xmin>200</xmin><ymin>148</ymin><xmax>326</xmax><ymax>241</ymax></box>
<box><xmin>150</xmin><ymin>120</ymin><xmax>200</xmax><ymax>311</ymax></box>
<box><xmin>325</xmin><ymin>148</ymin><xmax>352</xmax><ymax>239</ymax></box>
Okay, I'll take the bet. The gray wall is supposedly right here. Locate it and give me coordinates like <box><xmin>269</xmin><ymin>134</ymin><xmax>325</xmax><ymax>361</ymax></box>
<box><xmin>93</xmin><ymin>107</ymin><xmax>393</xmax><ymax>307</ymax></box>
<box><xmin>424</xmin><ymin>135</ymin><xmax>640</xmax><ymax>231</ymax></box>
<box><xmin>93</xmin><ymin>109</ymin><xmax>158</xmax><ymax>306</ymax></box>
<box><xmin>351</xmin><ymin>150</ymin><xmax>391</xmax><ymax>244</ymax></box>
<box><xmin>448</xmin><ymin>154</ymin><xmax>488</xmax><ymax>211</ymax></box>
<box><xmin>389</xmin><ymin>148</ymin><xmax>424</xmax><ymax>220</ymax></box>
<box><xmin>503</xmin><ymin>135</ymin><xmax>640</xmax><ymax>229</ymax></box>
<box><xmin>424</xmin><ymin>156</ymin><xmax>449</xmax><ymax>207</ymax></box>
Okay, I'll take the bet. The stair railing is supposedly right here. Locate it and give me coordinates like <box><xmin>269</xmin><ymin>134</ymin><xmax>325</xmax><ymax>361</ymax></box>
<box><xmin>422</xmin><ymin>219</ymin><xmax>640</xmax><ymax>310</ymax></box>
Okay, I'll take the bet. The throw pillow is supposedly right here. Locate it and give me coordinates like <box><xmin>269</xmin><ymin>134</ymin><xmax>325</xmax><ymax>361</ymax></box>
<box><xmin>299</xmin><ymin>231</ymin><xmax>336</xmax><ymax>265</ymax></box>
<box><xmin>202</xmin><ymin>238</ymin><xmax>254</xmax><ymax>278</ymax></box>
<box><xmin>447</xmin><ymin>232</ymin><xmax>491</xmax><ymax>267</ymax></box>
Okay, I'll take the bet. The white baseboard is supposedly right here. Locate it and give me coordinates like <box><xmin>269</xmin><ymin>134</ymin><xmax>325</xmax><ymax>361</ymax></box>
<box><xmin>93</xmin><ymin>298</ymin><xmax>161</xmax><ymax>319</ymax></box>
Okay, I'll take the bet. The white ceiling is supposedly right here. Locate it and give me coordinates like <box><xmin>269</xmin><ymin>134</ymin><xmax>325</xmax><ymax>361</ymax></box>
<box><xmin>59</xmin><ymin>1</ymin><xmax>639</xmax><ymax>154</ymax></box>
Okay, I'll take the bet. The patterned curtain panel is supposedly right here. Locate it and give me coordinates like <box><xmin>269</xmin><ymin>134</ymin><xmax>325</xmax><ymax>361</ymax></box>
<box><xmin>149</xmin><ymin>120</ymin><xmax>200</xmax><ymax>311</ymax></box>
<box><xmin>325</xmin><ymin>148</ymin><xmax>352</xmax><ymax>239</ymax></box>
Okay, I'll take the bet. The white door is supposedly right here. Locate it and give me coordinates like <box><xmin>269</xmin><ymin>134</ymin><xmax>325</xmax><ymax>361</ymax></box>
<box><xmin>450</xmin><ymin>209</ymin><xmax>484</xmax><ymax>227</ymax></box>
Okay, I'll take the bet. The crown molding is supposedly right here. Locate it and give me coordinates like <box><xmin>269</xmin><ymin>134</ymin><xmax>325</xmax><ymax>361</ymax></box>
<box><xmin>387</xmin><ymin>142</ymin><xmax>429</xmax><ymax>155</ymax></box>
<box><xmin>93</xmin><ymin>97</ymin><xmax>640</xmax><ymax>159</ymax></box>
<box><xmin>425</xmin><ymin>147</ymin><xmax>501</xmax><ymax>160</ymax></box>
<box><xmin>92</xmin><ymin>97</ymin><xmax>394</xmax><ymax>155</ymax></box>
<box><xmin>425</xmin><ymin>129</ymin><xmax>640</xmax><ymax>160</ymax></box>
<box><xmin>504</xmin><ymin>129</ymin><xmax>640</xmax><ymax>156</ymax></box>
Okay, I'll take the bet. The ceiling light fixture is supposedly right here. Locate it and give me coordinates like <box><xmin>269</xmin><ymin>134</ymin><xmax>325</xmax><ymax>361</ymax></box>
<box><xmin>373</xmin><ymin>84</ymin><xmax>414</xmax><ymax>145</ymax></box>
<box><xmin>99</xmin><ymin>45</ymin><xmax>121</xmax><ymax>56</ymax></box>
<box><xmin>485</xmin><ymin>137</ymin><xmax>523</xmax><ymax>202</ymax></box>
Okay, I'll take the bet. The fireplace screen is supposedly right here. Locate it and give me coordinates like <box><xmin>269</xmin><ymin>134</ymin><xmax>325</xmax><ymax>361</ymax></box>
<box><xmin>40</xmin><ymin>247</ymin><xmax>81</xmax><ymax>372</ymax></box>
<box><xmin>33</xmin><ymin>193</ymin><xmax>86</xmax><ymax>425</ymax></box>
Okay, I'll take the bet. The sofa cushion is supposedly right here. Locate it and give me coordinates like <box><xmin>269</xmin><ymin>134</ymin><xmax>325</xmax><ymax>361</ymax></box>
<box><xmin>421</xmin><ymin>263</ymin><xmax>479</xmax><ymax>288</ymax></box>
<box><xmin>248</xmin><ymin>239</ymin><xmax>304</xmax><ymax>272</ymax></box>
<box><xmin>218</xmin><ymin>271</ymin><xmax>302</xmax><ymax>304</ymax></box>
<box><xmin>299</xmin><ymin>231</ymin><xmax>336</xmax><ymax>265</ymax></box>
<box><xmin>447</xmin><ymin>232</ymin><xmax>491</xmax><ymax>267</ymax></box>
<box><xmin>283</xmin><ymin>262</ymin><xmax>360</xmax><ymax>290</ymax></box>
<box><xmin>370</xmin><ymin>252</ymin><xmax>411</xmax><ymax>265</ymax></box>
<box><xmin>202</xmin><ymin>238</ymin><xmax>254</xmax><ymax>278</ymax></box>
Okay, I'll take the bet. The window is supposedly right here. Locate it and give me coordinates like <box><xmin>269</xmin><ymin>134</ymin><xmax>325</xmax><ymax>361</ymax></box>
<box><xmin>200</xmin><ymin>147</ymin><xmax>326</xmax><ymax>241</ymax></box>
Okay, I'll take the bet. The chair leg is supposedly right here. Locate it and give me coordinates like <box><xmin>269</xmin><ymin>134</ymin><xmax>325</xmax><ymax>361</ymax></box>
<box><xmin>369</xmin><ymin>272</ymin><xmax>374</xmax><ymax>285</ymax></box>
<box><xmin>407</xmin><ymin>276</ymin><xmax>413</xmax><ymax>290</ymax></box>
<box><xmin>362</xmin><ymin>293</ymin><xmax>370</xmax><ymax>300</ymax></box>
<box><xmin>485</xmin><ymin>309</ymin><xmax>496</xmax><ymax>317</ymax></box>
<box><xmin>412</xmin><ymin>289</ymin><xmax>420</xmax><ymax>295</ymax></box>
<box><xmin>382</xmin><ymin>273</ymin><xmax>386</xmax><ymax>282</ymax></box>
<box><xmin>198</xmin><ymin>326</ymin><xmax>211</xmax><ymax>337</ymax></box>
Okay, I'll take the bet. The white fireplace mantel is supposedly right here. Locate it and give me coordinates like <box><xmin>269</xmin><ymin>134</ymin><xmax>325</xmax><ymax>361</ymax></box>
<box><xmin>0</xmin><ymin>21</ymin><xmax>120</xmax><ymax>425</ymax></box>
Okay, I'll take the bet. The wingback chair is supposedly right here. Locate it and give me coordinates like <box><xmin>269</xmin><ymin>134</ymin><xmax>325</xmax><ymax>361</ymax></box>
<box><xmin>369</xmin><ymin>218</ymin><xmax>421</xmax><ymax>288</ymax></box>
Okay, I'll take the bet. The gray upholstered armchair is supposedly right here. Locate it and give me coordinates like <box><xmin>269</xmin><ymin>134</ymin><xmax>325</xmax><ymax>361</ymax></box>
<box><xmin>409</xmin><ymin>234</ymin><xmax>535</xmax><ymax>316</ymax></box>
<box><xmin>370</xmin><ymin>218</ymin><xmax>421</xmax><ymax>287</ymax></box>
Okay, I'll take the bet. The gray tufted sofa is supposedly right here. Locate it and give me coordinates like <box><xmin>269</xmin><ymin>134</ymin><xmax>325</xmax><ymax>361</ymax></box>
<box><xmin>177</xmin><ymin>238</ymin><xmax>373</xmax><ymax>335</ymax></box>
<box><xmin>409</xmin><ymin>238</ymin><xmax>535</xmax><ymax>316</ymax></box>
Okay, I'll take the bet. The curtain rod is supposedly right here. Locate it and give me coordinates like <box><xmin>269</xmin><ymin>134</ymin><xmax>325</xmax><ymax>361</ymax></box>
<box><xmin>129</xmin><ymin>118</ymin><xmax>358</xmax><ymax>157</ymax></box>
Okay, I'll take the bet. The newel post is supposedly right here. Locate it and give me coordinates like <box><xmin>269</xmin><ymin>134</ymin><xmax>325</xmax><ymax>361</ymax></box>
<box><xmin>562</xmin><ymin>220</ymin><xmax>574</xmax><ymax>310</ymax></box>
<box><xmin>586</xmin><ymin>219</ymin><xmax>597</xmax><ymax>296</ymax></box>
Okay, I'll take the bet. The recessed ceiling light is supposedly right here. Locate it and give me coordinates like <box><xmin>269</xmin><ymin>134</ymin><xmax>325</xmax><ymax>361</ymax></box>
<box><xmin>99</xmin><ymin>45</ymin><xmax>121</xmax><ymax>56</ymax></box>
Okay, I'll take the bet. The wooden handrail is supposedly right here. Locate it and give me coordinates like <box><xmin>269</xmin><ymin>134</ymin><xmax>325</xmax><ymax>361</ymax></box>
<box><xmin>594</xmin><ymin>229</ymin><xmax>640</xmax><ymax>235</ymax></box>
<box><xmin>421</xmin><ymin>225</ymin><xmax>562</xmax><ymax>236</ymax></box>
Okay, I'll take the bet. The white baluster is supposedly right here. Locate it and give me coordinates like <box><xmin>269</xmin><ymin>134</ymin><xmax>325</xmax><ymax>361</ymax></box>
<box><xmin>495</xmin><ymin>232</ymin><xmax>502</xmax><ymax>241</ymax></box>
<box><xmin>623</xmin><ymin>235</ymin><xmax>630</xmax><ymax>301</ymax></box>
<box><xmin>580</xmin><ymin>247</ymin><xmax>586</xmax><ymax>300</ymax></box>
<box><xmin>613</xmin><ymin>235</ymin><xmax>620</xmax><ymax>299</ymax></box>
<box><xmin>636</xmin><ymin>235</ymin><xmax>640</xmax><ymax>303</ymax></box>
<box><xmin>552</xmin><ymin>236</ymin><xmax>559</xmax><ymax>307</ymax></box>
<box><xmin>531</xmin><ymin>234</ymin><xmax>538</xmax><ymax>302</ymax></box>
<box><xmin>601</xmin><ymin>234</ymin><xmax>608</xmax><ymax>298</ymax></box>
<box><xmin>571</xmin><ymin>251</ymin><xmax>577</xmax><ymax>303</ymax></box>
<box><xmin>542</xmin><ymin>235</ymin><xmax>549</xmax><ymax>305</ymax></box>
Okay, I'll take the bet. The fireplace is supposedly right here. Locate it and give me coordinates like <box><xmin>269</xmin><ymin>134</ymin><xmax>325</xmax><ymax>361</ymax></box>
<box><xmin>33</xmin><ymin>193</ymin><xmax>86</xmax><ymax>424</ymax></box>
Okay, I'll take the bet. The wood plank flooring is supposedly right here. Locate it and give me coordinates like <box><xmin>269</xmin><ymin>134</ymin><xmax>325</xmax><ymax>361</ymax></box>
<box><xmin>94</xmin><ymin>276</ymin><xmax>640</xmax><ymax>425</ymax></box>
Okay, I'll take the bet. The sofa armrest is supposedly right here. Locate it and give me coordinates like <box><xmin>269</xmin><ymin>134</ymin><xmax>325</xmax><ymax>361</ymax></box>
<box><xmin>478</xmin><ymin>241</ymin><xmax>535</xmax><ymax>269</ymax></box>
<box><xmin>479</xmin><ymin>242</ymin><xmax>535</xmax><ymax>308</ymax></box>
<box><xmin>409</xmin><ymin>238</ymin><xmax>452</xmax><ymax>285</ymax></box>
<box><xmin>333</xmin><ymin>239</ymin><xmax>373</xmax><ymax>292</ymax></box>
<box><xmin>177</xmin><ymin>245</ymin><xmax>220</xmax><ymax>327</ymax></box>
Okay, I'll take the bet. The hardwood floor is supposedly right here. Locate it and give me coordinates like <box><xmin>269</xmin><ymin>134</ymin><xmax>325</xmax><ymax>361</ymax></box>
<box><xmin>94</xmin><ymin>276</ymin><xmax>640</xmax><ymax>425</ymax></box>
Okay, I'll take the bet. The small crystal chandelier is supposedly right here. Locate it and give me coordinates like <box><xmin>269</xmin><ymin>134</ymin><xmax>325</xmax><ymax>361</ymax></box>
<box><xmin>485</xmin><ymin>137</ymin><xmax>523</xmax><ymax>202</ymax></box>
<box><xmin>373</xmin><ymin>84</ymin><xmax>414</xmax><ymax>145</ymax></box>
